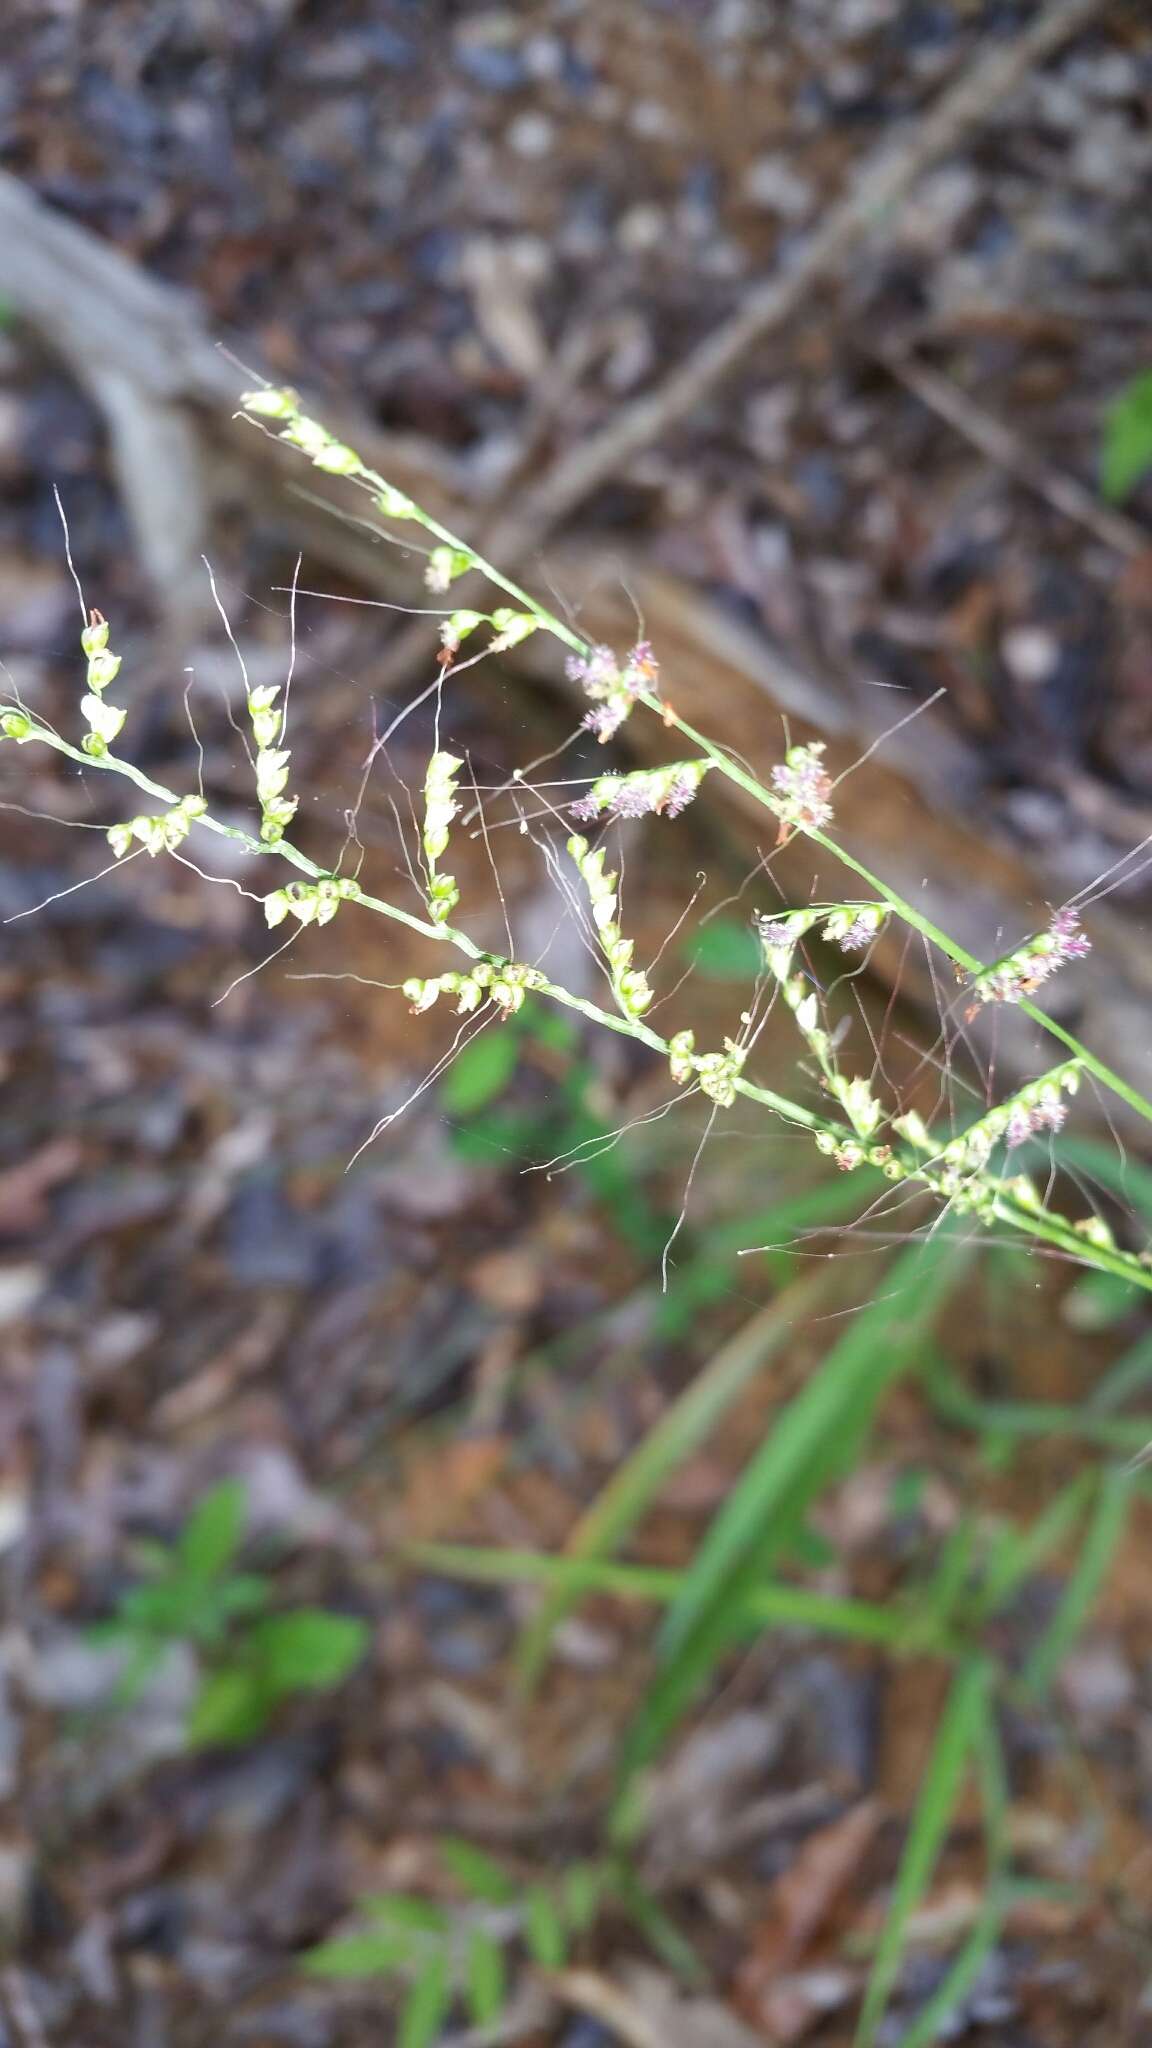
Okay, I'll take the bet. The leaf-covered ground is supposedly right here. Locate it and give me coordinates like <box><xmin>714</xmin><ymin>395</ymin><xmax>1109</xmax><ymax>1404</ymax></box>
<box><xmin>3</xmin><ymin>4</ymin><xmax>1152</xmax><ymax>2042</ymax></box>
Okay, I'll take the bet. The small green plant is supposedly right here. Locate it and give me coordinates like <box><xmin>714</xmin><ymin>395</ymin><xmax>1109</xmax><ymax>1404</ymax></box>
<box><xmin>442</xmin><ymin>996</ymin><xmax>666</xmax><ymax>1254</ymax></box>
<box><xmin>1101</xmin><ymin>366</ymin><xmax>1152</xmax><ymax>501</ymax></box>
<box><xmin>305</xmin><ymin>1837</ymin><xmax>686</xmax><ymax>2048</ymax></box>
<box><xmin>91</xmin><ymin>1479</ymin><xmax>369</xmax><ymax>1744</ymax></box>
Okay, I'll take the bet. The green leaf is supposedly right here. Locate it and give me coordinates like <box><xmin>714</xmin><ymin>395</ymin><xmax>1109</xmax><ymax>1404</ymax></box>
<box><xmin>1021</xmin><ymin>1468</ymin><xmax>1134</xmax><ymax>1699</ymax></box>
<box><xmin>188</xmin><ymin>1665</ymin><xmax>267</xmax><ymax>1746</ymax></box>
<box><xmin>465</xmin><ymin>1926</ymin><xmax>506</xmax><ymax>2027</ymax></box>
<box><xmin>525</xmin><ymin>1887</ymin><xmax>567</xmax><ymax>1969</ymax></box>
<box><xmin>118</xmin><ymin>1581</ymin><xmax>190</xmax><ymax>1635</ymax></box>
<box><xmin>520</xmin><ymin>1000</ymin><xmax>578</xmax><ymax>1053</ymax></box>
<box><xmin>439</xmin><ymin>1840</ymin><xmax>515</xmax><ymax>1903</ymax></box>
<box><xmin>561</xmin><ymin>1862</ymin><xmax>604</xmax><ymax>1934</ymax></box>
<box><xmin>399</xmin><ymin>1951</ymin><xmax>451</xmax><ymax>2048</ymax></box>
<box><xmin>215</xmin><ymin>1573</ymin><xmax>273</xmax><ymax>1621</ymax></box>
<box><xmin>686</xmin><ymin>917</ymin><xmax>762</xmax><ymax>980</ymax></box>
<box><xmin>364</xmin><ymin>1895</ymin><xmax>448</xmax><ymax>1936</ymax></box>
<box><xmin>1101</xmin><ymin>369</ymin><xmax>1152</xmax><ymax>501</ymax></box>
<box><xmin>856</xmin><ymin>1658</ymin><xmax>991</xmax><ymax>2046</ymax></box>
<box><xmin>178</xmin><ymin>1479</ymin><xmax>247</xmax><ymax>1581</ymax></box>
<box><xmin>304</xmin><ymin>1932</ymin><xmax>412</xmax><ymax>1978</ymax></box>
<box><xmin>250</xmin><ymin>1610</ymin><xmax>368</xmax><ymax>1696</ymax></box>
<box><xmin>440</xmin><ymin>1027</ymin><xmax>522</xmax><ymax>1117</ymax></box>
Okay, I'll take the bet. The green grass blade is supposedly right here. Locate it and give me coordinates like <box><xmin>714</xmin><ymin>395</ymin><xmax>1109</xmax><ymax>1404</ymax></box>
<box><xmin>1055</xmin><ymin>1135</ymin><xmax>1152</xmax><ymax>1225</ymax></box>
<box><xmin>970</xmin><ymin>1474</ymin><xmax>1094</xmax><ymax>1625</ymax></box>
<box><xmin>915</xmin><ymin>1516</ymin><xmax>976</xmax><ymax>1640</ymax></box>
<box><xmin>891</xmin><ymin>1708</ymin><xmax>1009</xmax><ymax>2048</ymax></box>
<box><xmin>856</xmin><ymin>1657</ymin><xmax>991</xmax><ymax>2047</ymax></box>
<box><xmin>516</xmin><ymin>1273</ymin><xmax>832</xmax><ymax>1689</ymax></box>
<box><xmin>1020</xmin><ymin>1467</ymin><xmax>1134</xmax><ymax>1700</ymax></box>
<box><xmin>616</xmin><ymin>1243</ymin><xmax>964</xmax><ymax>1789</ymax></box>
<box><xmin>928</xmin><ymin>1380</ymin><xmax>1152</xmax><ymax>1454</ymax></box>
<box><xmin>615</xmin><ymin>1866</ymin><xmax>706</xmax><ymax>1985</ymax></box>
<box><xmin>405</xmin><ymin>1542</ymin><xmax>907</xmax><ymax>1646</ymax></box>
<box><xmin>1089</xmin><ymin>1329</ymin><xmax>1152</xmax><ymax>1414</ymax></box>
<box><xmin>658</xmin><ymin>1240</ymin><xmax>963</xmax><ymax>1667</ymax></box>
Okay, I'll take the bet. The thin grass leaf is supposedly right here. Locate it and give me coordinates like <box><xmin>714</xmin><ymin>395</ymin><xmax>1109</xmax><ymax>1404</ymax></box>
<box><xmin>1055</xmin><ymin>1135</ymin><xmax>1152</xmax><ymax>1225</ymax></box>
<box><xmin>465</xmin><ymin>1925</ymin><xmax>507</xmax><ymax>2027</ymax></box>
<box><xmin>1089</xmin><ymin>1329</ymin><xmax>1152</xmax><ymax>1414</ymax></box>
<box><xmin>439</xmin><ymin>1840</ymin><xmax>516</xmax><ymax>1904</ymax></box>
<box><xmin>517</xmin><ymin>1273</ymin><xmax>832</xmax><ymax>1688</ymax></box>
<box><xmin>525</xmin><ymin>1887</ymin><xmax>567</xmax><ymax>1969</ymax></box>
<box><xmin>856</xmin><ymin>1658</ymin><xmax>991</xmax><ymax>2047</ymax></box>
<box><xmin>657</xmin><ymin>1172</ymin><xmax>883</xmax><ymax>1335</ymax></box>
<box><xmin>406</xmin><ymin>1543</ymin><xmax>907</xmax><ymax>1646</ymax></box>
<box><xmin>399</xmin><ymin>1949</ymin><xmax>451</xmax><ymax>2048</ymax></box>
<box><xmin>890</xmin><ymin>1707</ymin><xmax>1010</xmax><ymax>2048</ymax></box>
<box><xmin>924</xmin><ymin>1354</ymin><xmax>1152</xmax><ymax>1453</ymax></box>
<box><xmin>970</xmin><ymin>1473</ymin><xmax>1094</xmax><ymax>1625</ymax></box>
<box><xmin>615</xmin><ymin>1867</ymin><xmax>705</xmax><ymax>1986</ymax></box>
<box><xmin>561</xmin><ymin>1863</ymin><xmax>604</xmax><ymax>1934</ymax></box>
<box><xmin>659</xmin><ymin>1239</ymin><xmax>964</xmax><ymax>1667</ymax></box>
<box><xmin>617</xmin><ymin>1243</ymin><xmax>964</xmax><ymax>1793</ymax></box>
<box><xmin>915</xmin><ymin>1516</ymin><xmax>976</xmax><ymax>1639</ymax></box>
<box><xmin>1063</xmin><ymin>1266</ymin><xmax>1142</xmax><ymax>1333</ymax></box>
<box><xmin>1021</xmin><ymin>1468</ymin><xmax>1134</xmax><ymax>1700</ymax></box>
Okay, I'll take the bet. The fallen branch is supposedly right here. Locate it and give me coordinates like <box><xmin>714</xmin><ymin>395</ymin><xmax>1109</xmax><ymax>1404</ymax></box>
<box><xmin>497</xmin><ymin>0</ymin><xmax>1109</xmax><ymax>553</ymax></box>
<box><xmin>370</xmin><ymin>0</ymin><xmax>1108</xmax><ymax>696</ymax></box>
<box><xmin>877</xmin><ymin>344</ymin><xmax>1150</xmax><ymax>559</ymax></box>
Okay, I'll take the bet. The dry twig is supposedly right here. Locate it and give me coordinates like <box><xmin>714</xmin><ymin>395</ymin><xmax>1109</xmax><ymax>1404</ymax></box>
<box><xmin>877</xmin><ymin>344</ymin><xmax>1150</xmax><ymax>559</ymax></box>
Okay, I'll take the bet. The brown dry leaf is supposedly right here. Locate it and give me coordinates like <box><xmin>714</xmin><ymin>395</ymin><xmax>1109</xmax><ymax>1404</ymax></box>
<box><xmin>741</xmin><ymin>1966</ymin><xmax>858</xmax><ymax>2045</ymax></box>
<box><xmin>735</xmin><ymin>1798</ymin><xmax>882</xmax><ymax>2035</ymax></box>
<box><xmin>767</xmin><ymin>1798</ymin><xmax>883</xmax><ymax>1960</ymax></box>
<box><xmin>393</xmin><ymin>1434</ymin><xmax>509</xmax><ymax>1544</ymax></box>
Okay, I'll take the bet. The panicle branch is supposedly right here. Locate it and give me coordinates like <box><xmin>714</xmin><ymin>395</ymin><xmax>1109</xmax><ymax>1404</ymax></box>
<box><xmin>0</xmin><ymin>392</ymin><xmax>1146</xmax><ymax>1296</ymax></box>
